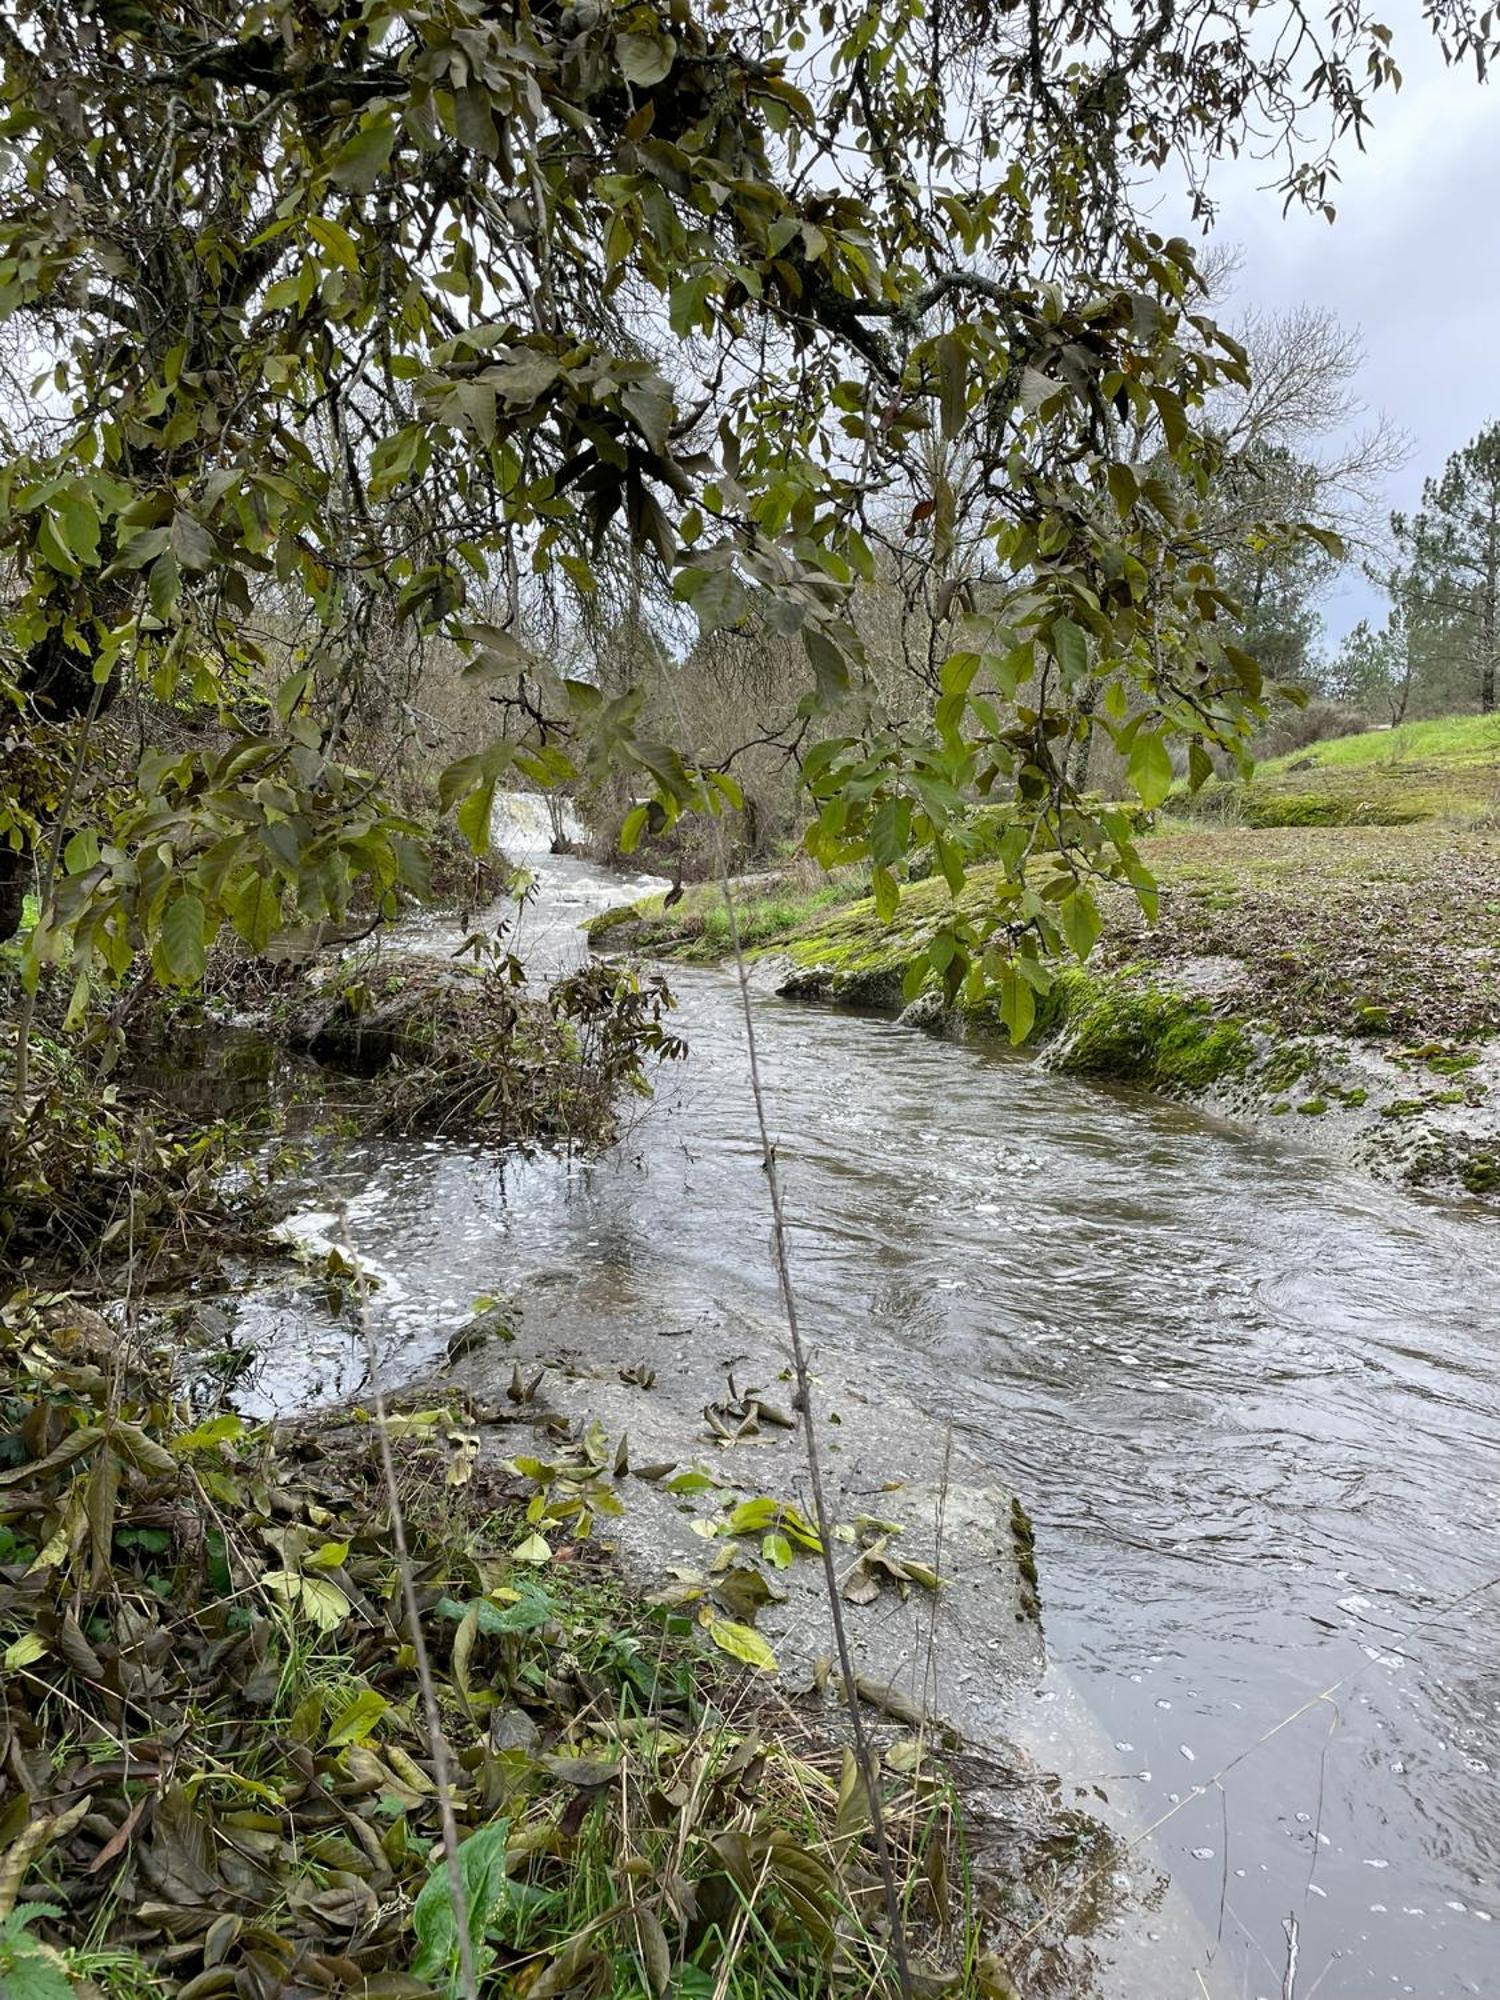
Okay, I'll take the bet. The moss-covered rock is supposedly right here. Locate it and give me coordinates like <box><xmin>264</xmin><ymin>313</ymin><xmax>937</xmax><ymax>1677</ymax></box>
<box><xmin>1041</xmin><ymin>974</ymin><xmax>1253</xmax><ymax>1092</ymax></box>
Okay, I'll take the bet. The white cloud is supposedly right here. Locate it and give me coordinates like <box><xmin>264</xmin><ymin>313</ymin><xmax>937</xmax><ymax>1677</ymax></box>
<box><xmin>1168</xmin><ymin>5</ymin><xmax>1499</xmax><ymax>640</ymax></box>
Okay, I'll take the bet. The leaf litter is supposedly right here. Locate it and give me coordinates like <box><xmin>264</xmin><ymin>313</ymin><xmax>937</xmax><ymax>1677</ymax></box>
<box><xmin>0</xmin><ymin>1290</ymin><xmax>1125</xmax><ymax>2000</ymax></box>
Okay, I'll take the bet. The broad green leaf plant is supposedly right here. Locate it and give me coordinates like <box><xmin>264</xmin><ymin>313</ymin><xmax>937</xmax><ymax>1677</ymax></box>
<box><xmin>0</xmin><ymin>0</ymin><xmax>1490</xmax><ymax>1070</ymax></box>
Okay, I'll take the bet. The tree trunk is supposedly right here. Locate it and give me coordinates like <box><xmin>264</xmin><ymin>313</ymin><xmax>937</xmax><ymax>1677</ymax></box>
<box><xmin>1065</xmin><ymin>676</ymin><xmax>1100</xmax><ymax>792</ymax></box>
<box><xmin>0</xmin><ymin>627</ymin><xmax>122</xmax><ymax>939</ymax></box>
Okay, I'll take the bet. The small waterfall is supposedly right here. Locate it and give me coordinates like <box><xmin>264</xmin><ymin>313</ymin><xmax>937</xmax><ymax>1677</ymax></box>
<box><xmin>491</xmin><ymin>788</ymin><xmax>588</xmax><ymax>860</ymax></box>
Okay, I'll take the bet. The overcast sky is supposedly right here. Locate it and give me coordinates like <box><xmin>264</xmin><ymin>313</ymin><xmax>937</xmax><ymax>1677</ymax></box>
<box><xmin>1180</xmin><ymin>4</ymin><xmax>1500</xmax><ymax>642</ymax></box>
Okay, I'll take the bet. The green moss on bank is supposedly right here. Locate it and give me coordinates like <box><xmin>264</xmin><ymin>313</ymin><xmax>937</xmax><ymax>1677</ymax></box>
<box><xmin>586</xmin><ymin>870</ymin><xmax>865</xmax><ymax>961</ymax></box>
<box><xmin>768</xmin><ymin>883</ymin><xmax>1257</xmax><ymax>1095</ymax></box>
<box><xmin>1036</xmin><ymin>972</ymin><xmax>1254</xmax><ymax>1091</ymax></box>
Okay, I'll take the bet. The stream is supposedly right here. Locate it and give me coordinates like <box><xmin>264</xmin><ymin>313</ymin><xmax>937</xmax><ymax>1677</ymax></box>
<box><xmin>229</xmin><ymin>801</ymin><xmax>1500</xmax><ymax>2000</ymax></box>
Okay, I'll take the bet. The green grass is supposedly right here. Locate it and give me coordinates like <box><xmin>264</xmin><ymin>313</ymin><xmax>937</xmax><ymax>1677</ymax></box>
<box><xmin>587</xmin><ymin>870</ymin><xmax>867</xmax><ymax>960</ymax></box>
<box><xmin>1185</xmin><ymin>710</ymin><xmax>1500</xmax><ymax>827</ymax></box>
<box><xmin>1260</xmin><ymin>711</ymin><xmax>1500</xmax><ymax>774</ymax></box>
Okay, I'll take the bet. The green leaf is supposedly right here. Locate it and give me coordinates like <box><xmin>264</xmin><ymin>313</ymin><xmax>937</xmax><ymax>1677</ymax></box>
<box><xmin>1106</xmin><ymin>462</ymin><xmax>1137</xmax><ymax>518</ymax></box>
<box><xmin>228</xmin><ymin>874</ymin><xmax>281</xmax><ymax>952</ymax></box>
<box><xmin>803</xmin><ymin>625</ymin><xmax>850</xmax><ymax>708</ymax></box>
<box><xmin>460</xmin><ymin>628</ymin><xmax>530</xmax><ymax>680</ymax></box>
<box><xmin>1127</xmin><ymin>728</ymin><xmax>1174</xmax><ymax>810</ymax></box>
<box><xmin>619</xmin><ymin>803</ymin><xmax>650</xmax><ymax>854</ymax></box>
<box><xmin>621</xmin><ymin>376</ymin><xmax>674</xmax><ymax>453</ymax></box>
<box><xmin>669</xmin><ymin>273</ymin><xmax>711</xmax><ymax>338</ymax></box>
<box><xmin>481</xmin><ymin>349</ymin><xmax>562</xmax><ymax>402</ymax></box>
<box><xmin>1051</xmin><ymin>617</ymin><xmax>1089</xmax><ymax>684</ymax></box>
<box><xmin>1187</xmin><ymin>740</ymin><xmax>1214</xmax><ymax>793</ymax></box>
<box><xmin>327</xmin><ymin>1687</ymin><xmax>390</xmax><ymax>1748</ymax></box>
<box><xmin>703</xmin><ymin>1613</ymin><xmax>777</xmax><ymax>1672</ymax></box>
<box><xmin>411</xmin><ymin>1820</ymin><xmax>512</xmax><ymax>1988</ymax></box>
<box><xmin>617</xmin><ymin>30</ymin><xmax>676</xmax><ymax>86</ymax></box>
<box><xmin>262</xmin><ymin>1570</ymin><xmax>351</xmax><ymax>1631</ymax></box>
<box><xmin>147</xmin><ymin>549</ymin><xmax>180</xmax><ymax>620</ymax></box>
<box><xmin>275</xmin><ymin>668</ymin><xmax>312</xmax><ymax>724</ymax></box>
<box><xmin>761</xmin><ymin>1532</ymin><xmax>793</xmax><ymax>1570</ymax></box>
<box><xmin>37</xmin><ymin>510</ymin><xmax>79</xmax><ymax>575</ymax></box>
<box><xmin>329</xmin><ymin>114</ymin><xmax>397</xmax><ymax>192</ymax></box>
<box><xmin>172</xmin><ymin>1413</ymin><xmax>246</xmax><ymax>1454</ymax></box>
<box><xmin>4</xmin><ymin>1631</ymin><xmax>47</xmax><ymax>1670</ymax></box>
<box><xmin>682</xmin><ymin>565</ymin><xmax>746</xmax><ymax>633</ymax></box>
<box><xmin>170</xmin><ymin>509</ymin><xmax>215</xmax><ymax>571</ymax></box>
<box><xmin>308</xmin><ymin>215</ymin><xmax>359</xmax><ymax>270</ymax></box>
<box><xmin>152</xmin><ymin>892</ymin><xmax>207</xmax><ymax>987</ymax></box>
<box><xmin>457</xmin><ymin>780</ymin><xmax>496</xmax><ymax>855</ymax></box>
<box><xmin>998</xmin><ymin>969</ymin><xmax>1035</xmax><ymax>1045</ymax></box>
<box><xmin>64</xmin><ymin>828</ymin><xmax>100</xmax><ymax>874</ymax></box>
<box><xmin>456</xmin><ymin>380</ymin><xmax>496</xmax><ymax>443</ymax></box>
<box><xmin>871</xmin><ymin>864</ymin><xmax>898</xmax><ymax>924</ymax></box>
<box><xmin>1150</xmin><ymin>383</ymin><xmax>1188</xmax><ymax>454</ymax></box>
<box><xmin>868</xmin><ymin>795</ymin><xmax>910</xmax><ymax>868</ymax></box>
<box><xmin>1060</xmin><ymin>886</ymin><xmax>1101</xmax><ymax>961</ymax></box>
<box><xmin>0</xmin><ymin>1938</ymin><xmax>76</xmax><ymax>2000</ymax></box>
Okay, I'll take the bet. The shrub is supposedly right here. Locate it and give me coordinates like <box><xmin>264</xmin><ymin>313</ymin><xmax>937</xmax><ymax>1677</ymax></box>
<box><xmin>1254</xmin><ymin>700</ymin><xmax>1371</xmax><ymax>759</ymax></box>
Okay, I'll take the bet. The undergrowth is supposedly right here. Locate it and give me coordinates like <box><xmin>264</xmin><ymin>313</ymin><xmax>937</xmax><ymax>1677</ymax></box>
<box><xmin>0</xmin><ymin>1294</ymin><xmax>1033</xmax><ymax>2000</ymax></box>
<box><xmin>0</xmin><ymin>1025</ymin><xmax>279</xmax><ymax>1281</ymax></box>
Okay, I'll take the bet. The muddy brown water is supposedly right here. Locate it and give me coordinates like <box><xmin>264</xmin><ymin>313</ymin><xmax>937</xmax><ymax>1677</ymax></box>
<box><xmin>226</xmin><ymin>819</ymin><xmax>1500</xmax><ymax>2000</ymax></box>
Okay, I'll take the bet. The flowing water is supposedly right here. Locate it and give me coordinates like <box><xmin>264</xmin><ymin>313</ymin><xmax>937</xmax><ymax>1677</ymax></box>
<box><xmin>234</xmin><ymin>804</ymin><xmax>1500</xmax><ymax>2000</ymax></box>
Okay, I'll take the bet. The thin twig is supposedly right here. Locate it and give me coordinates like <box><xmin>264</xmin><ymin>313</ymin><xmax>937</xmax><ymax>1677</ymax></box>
<box><xmin>715</xmin><ymin>863</ymin><xmax>917</xmax><ymax>2000</ymax></box>
<box><xmin>335</xmin><ymin>1201</ymin><xmax>479</xmax><ymax>2000</ymax></box>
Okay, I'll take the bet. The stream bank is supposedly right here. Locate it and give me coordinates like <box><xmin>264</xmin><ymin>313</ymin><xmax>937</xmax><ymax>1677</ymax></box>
<box><xmin>586</xmin><ymin>832</ymin><xmax>1500</xmax><ymax>1203</ymax></box>
<box><xmin>87</xmin><ymin>796</ymin><xmax>1500</xmax><ymax>2000</ymax></box>
<box><xmin>6</xmin><ymin>1294</ymin><xmax>1093</xmax><ymax>2000</ymax></box>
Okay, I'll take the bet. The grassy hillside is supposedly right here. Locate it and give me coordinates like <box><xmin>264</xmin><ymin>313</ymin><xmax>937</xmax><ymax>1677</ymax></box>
<box><xmin>1265</xmin><ymin>711</ymin><xmax>1500</xmax><ymax>771</ymax></box>
<box><xmin>1198</xmin><ymin>711</ymin><xmax>1500</xmax><ymax>826</ymax></box>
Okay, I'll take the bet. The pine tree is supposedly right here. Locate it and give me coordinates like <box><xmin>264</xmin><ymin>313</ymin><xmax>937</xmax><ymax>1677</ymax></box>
<box><xmin>1393</xmin><ymin>422</ymin><xmax>1500</xmax><ymax>712</ymax></box>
